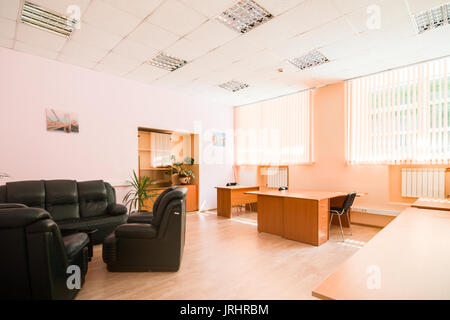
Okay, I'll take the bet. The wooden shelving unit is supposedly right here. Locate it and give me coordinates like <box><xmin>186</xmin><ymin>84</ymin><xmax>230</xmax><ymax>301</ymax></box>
<box><xmin>138</xmin><ymin>128</ymin><xmax>199</xmax><ymax>212</ymax></box>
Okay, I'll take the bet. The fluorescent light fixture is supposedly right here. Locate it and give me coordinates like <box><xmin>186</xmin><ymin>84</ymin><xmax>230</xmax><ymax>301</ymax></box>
<box><xmin>20</xmin><ymin>1</ymin><xmax>78</xmax><ymax>37</ymax></box>
<box><xmin>148</xmin><ymin>53</ymin><xmax>187</xmax><ymax>72</ymax></box>
<box><xmin>217</xmin><ymin>0</ymin><xmax>273</xmax><ymax>34</ymax></box>
<box><xmin>414</xmin><ymin>2</ymin><xmax>450</xmax><ymax>34</ymax></box>
<box><xmin>288</xmin><ymin>50</ymin><xmax>330</xmax><ymax>70</ymax></box>
<box><xmin>219</xmin><ymin>80</ymin><xmax>249</xmax><ymax>92</ymax></box>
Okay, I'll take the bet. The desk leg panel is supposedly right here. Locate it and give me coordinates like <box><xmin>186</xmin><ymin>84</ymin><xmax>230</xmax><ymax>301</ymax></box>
<box><xmin>257</xmin><ymin>195</ymin><xmax>284</xmax><ymax>236</ymax></box>
<box><xmin>283</xmin><ymin>198</ymin><xmax>321</xmax><ymax>246</ymax></box>
<box><xmin>217</xmin><ymin>189</ymin><xmax>232</xmax><ymax>218</ymax></box>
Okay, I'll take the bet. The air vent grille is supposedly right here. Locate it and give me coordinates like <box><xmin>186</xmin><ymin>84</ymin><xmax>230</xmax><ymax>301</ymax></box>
<box><xmin>148</xmin><ymin>53</ymin><xmax>187</xmax><ymax>72</ymax></box>
<box><xmin>414</xmin><ymin>3</ymin><xmax>450</xmax><ymax>34</ymax></box>
<box><xmin>20</xmin><ymin>1</ymin><xmax>78</xmax><ymax>37</ymax></box>
<box><xmin>219</xmin><ymin>80</ymin><xmax>249</xmax><ymax>92</ymax></box>
<box><xmin>288</xmin><ymin>50</ymin><xmax>330</xmax><ymax>70</ymax></box>
<box><xmin>217</xmin><ymin>0</ymin><xmax>273</xmax><ymax>34</ymax></box>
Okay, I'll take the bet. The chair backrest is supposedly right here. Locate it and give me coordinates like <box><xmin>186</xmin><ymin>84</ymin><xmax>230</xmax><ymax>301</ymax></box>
<box><xmin>152</xmin><ymin>186</ymin><xmax>177</xmax><ymax>218</ymax></box>
<box><xmin>342</xmin><ymin>192</ymin><xmax>357</xmax><ymax>214</ymax></box>
<box><xmin>152</xmin><ymin>187</ymin><xmax>187</xmax><ymax>227</ymax></box>
<box><xmin>0</xmin><ymin>207</ymin><xmax>69</xmax><ymax>299</ymax></box>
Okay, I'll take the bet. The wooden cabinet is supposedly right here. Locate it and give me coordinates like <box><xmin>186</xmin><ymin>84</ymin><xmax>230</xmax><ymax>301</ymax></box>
<box><xmin>142</xmin><ymin>184</ymin><xmax>198</xmax><ymax>213</ymax></box>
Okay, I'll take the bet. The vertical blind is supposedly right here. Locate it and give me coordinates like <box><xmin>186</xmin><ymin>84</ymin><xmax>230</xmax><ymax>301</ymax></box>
<box><xmin>235</xmin><ymin>90</ymin><xmax>313</xmax><ymax>165</ymax></box>
<box><xmin>346</xmin><ymin>56</ymin><xmax>450</xmax><ymax>165</ymax></box>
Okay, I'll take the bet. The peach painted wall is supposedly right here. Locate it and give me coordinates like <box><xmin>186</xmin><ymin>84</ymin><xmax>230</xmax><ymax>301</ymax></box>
<box><xmin>237</xmin><ymin>82</ymin><xmax>406</xmax><ymax>215</ymax></box>
<box><xmin>0</xmin><ymin>47</ymin><xmax>234</xmax><ymax>210</ymax></box>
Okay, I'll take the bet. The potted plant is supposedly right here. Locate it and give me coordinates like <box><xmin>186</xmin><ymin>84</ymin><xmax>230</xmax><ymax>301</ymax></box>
<box><xmin>171</xmin><ymin>162</ymin><xmax>195</xmax><ymax>185</ymax></box>
<box><xmin>123</xmin><ymin>170</ymin><xmax>158</xmax><ymax>214</ymax></box>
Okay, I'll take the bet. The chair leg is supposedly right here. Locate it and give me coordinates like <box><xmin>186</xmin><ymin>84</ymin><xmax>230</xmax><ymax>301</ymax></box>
<box><xmin>346</xmin><ymin>212</ymin><xmax>352</xmax><ymax>235</ymax></box>
<box><xmin>337</xmin><ymin>214</ymin><xmax>344</xmax><ymax>241</ymax></box>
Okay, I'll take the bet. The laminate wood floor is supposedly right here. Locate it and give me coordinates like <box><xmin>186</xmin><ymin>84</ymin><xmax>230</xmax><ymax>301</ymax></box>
<box><xmin>76</xmin><ymin>211</ymin><xmax>380</xmax><ymax>300</ymax></box>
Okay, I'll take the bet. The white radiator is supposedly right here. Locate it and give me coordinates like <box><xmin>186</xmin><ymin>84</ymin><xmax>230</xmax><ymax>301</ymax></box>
<box><xmin>401</xmin><ymin>168</ymin><xmax>445</xmax><ymax>198</ymax></box>
<box><xmin>266</xmin><ymin>167</ymin><xmax>288</xmax><ymax>188</ymax></box>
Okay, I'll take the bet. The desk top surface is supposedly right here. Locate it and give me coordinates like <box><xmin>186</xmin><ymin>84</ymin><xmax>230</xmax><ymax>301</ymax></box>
<box><xmin>312</xmin><ymin>207</ymin><xmax>450</xmax><ymax>300</ymax></box>
<box><xmin>215</xmin><ymin>185</ymin><xmax>259</xmax><ymax>190</ymax></box>
<box><xmin>245</xmin><ymin>189</ymin><xmax>365</xmax><ymax>201</ymax></box>
<box><xmin>412</xmin><ymin>198</ymin><xmax>450</xmax><ymax>211</ymax></box>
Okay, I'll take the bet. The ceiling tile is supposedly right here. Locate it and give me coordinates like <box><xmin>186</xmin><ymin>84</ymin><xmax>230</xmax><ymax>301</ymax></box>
<box><xmin>96</xmin><ymin>52</ymin><xmax>143</xmax><ymax>75</ymax></box>
<box><xmin>0</xmin><ymin>37</ymin><xmax>13</xmax><ymax>48</ymax></box>
<box><xmin>331</xmin><ymin>0</ymin><xmax>380</xmax><ymax>15</ymax></box>
<box><xmin>148</xmin><ymin>0</ymin><xmax>207</xmax><ymax>36</ymax></box>
<box><xmin>70</xmin><ymin>23</ymin><xmax>122</xmax><ymax>50</ymax></box>
<box><xmin>126</xmin><ymin>63</ymin><xmax>169</xmax><ymax>83</ymax></box>
<box><xmin>185</xmin><ymin>19</ymin><xmax>238</xmax><ymax>52</ymax></box>
<box><xmin>271</xmin><ymin>17</ymin><xmax>357</xmax><ymax>59</ymax></box>
<box><xmin>319</xmin><ymin>34</ymin><xmax>370</xmax><ymax>60</ymax></box>
<box><xmin>31</xmin><ymin>0</ymin><xmax>91</xmax><ymax>15</ymax></box>
<box><xmin>113</xmin><ymin>38</ymin><xmax>159</xmax><ymax>61</ymax></box>
<box><xmin>82</xmin><ymin>0</ymin><xmax>141</xmax><ymax>37</ymax></box>
<box><xmin>0</xmin><ymin>0</ymin><xmax>21</xmax><ymax>20</ymax></box>
<box><xmin>128</xmin><ymin>21</ymin><xmax>179</xmax><ymax>50</ymax></box>
<box><xmin>0</xmin><ymin>17</ymin><xmax>16</xmax><ymax>39</ymax></box>
<box><xmin>406</xmin><ymin>0</ymin><xmax>449</xmax><ymax>14</ymax></box>
<box><xmin>104</xmin><ymin>0</ymin><xmax>163</xmax><ymax>18</ymax></box>
<box><xmin>164</xmin><ymin>38</ymin><xmax>208</xmax><ymax>61</ymax></box>
<box><xmin>180</xmin><ymin>0</ymin><xmax>235</xmax><ymax>18</ymax></box>
<box><xmin>14</xmin><ymin>41</ymin><xmax>59</xmax><ymax>59</ymax></box>
<box><xmin>212</xmin><ymin>35</ymin><xmax>265</xmax><ymax>62</ymax></box>
<box><xmin>256</xmin><ymin>0</ymin><xmax>306</xmax><ymax>15</ymax></box>
<box><xmin>345</xmin><ymin>0</ymin><xmax>411</xmax><ymax>33</ymax></box>
<box><xmin>58</xmin><ymin>54</ymin><xmax>97</xmax><ymax>69</ymax></box>
<box><xmin>60</xmin><ymin>40</ymin><xmax>109</xmax><ymax>62</ymax></box>
<box><xmin>16</xmin><ymin>23</ymin><xmax>67</xmax><ymax>51</ymax></box>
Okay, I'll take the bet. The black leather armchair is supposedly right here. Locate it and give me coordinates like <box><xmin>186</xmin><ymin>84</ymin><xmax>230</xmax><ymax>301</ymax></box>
<box><xmin>103</xmin><ymin>187</ymin><xmax>187</xmax><ymax>272</ymax></box>
<box><xmin>0</xmin><ymin>206</ymin><xmax>90</xmax><ymax>299</ymax></box>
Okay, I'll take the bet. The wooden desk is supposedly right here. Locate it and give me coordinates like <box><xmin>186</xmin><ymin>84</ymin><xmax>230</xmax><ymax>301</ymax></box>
<box><xmin>412</xmin><ymin>198</ymin><xmax>450</xmax><ymax>211</ymax></box>
<box><xmin>246</xmin><ymin>189</ymin><xmax>361</xmax><ymax>246</ymax></box>
<box><xmin>216</xmin><ymin>185</ymin><xmax>259</xmax><ymax>218</ymax></box>
<box><xmin>313</xmin><ymin>207</ymin><xmax>450</xmax><ymax>299</ymax></box>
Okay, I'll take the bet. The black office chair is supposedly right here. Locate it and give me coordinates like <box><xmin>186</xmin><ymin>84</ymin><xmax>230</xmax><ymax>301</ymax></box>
<box><xmin>329</xmin><ymin>193</ymin><xmax>356</xmax><ymax>241</ymax></box>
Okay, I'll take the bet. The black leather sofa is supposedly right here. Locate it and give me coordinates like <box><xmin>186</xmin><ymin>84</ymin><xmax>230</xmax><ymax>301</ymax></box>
<box><xmin>0</xmin><ymin>180</ymin><xmax>127</xmax><ymax>244</ymax></box>
<box><xmin>103</xmin><ymin>187</ymin><xmax>187</xmax><ymax>272</ymax></box>
<box><xmin>0</xmin><ymin>204</ymin><xmax>90</xmax><ymax>299</ymax></box>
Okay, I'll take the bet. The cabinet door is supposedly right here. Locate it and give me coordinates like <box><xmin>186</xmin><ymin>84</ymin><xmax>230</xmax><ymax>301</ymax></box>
<box><xmin>185</xmin><ymin>185</ymin><xmax>198</xmax><ymax>212</ymax></box>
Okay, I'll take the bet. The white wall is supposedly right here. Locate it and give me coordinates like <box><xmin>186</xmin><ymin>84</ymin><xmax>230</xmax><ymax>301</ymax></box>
<box><xmin>0</xmin><ymin>47</ymin><xmax>234</xmax><ymax>209</ymax></box>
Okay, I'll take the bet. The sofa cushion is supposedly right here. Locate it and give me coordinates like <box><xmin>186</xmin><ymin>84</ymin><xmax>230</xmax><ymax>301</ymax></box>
<box><xmin>152</xmin><ymin>186</ymin><xmax>177</xmax><ymax>214</ymax></box>
<box><xmin>0</xmin><ymin>185</ymin><xmax>6</xmax><ymax>203</ymax></box>
<box><xmin>152</xmin><ymin>187</ymin><xmax>187</xmax><ymax>227</ymax></box>
<box><xmin>115</xmin><ymin>223</ymin><xmax>157</xmax><ymax>239</ymax></box>
<box><xmin>58</xmin><ymin>214</ymin><xmax>127</xmax><ymax>230</ymax></box>
<box><xmin>78</xmin><ymin>180</ymin><xmax>108</xmax><ymax>218</ymax></box>
<box><xmin>5</xmin><ymin>181</ymin><xmax>45</xmax><ymax>208</ymax></box>
<box><xmin>63</xmin><ymin>232</ymin><xmax>89</xmax><ymax>260</ymax></box>
<box><xmin>45</xmin><ymin>180</ymin><xmax>80</xmax><ymax>222</ymax></box>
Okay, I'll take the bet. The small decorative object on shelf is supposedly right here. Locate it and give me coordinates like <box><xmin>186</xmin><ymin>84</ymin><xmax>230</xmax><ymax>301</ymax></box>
<box><xmin>184</xmin><ymin>156</ymin><xmax>194</xmax><ymax>165</ymax></box>
<box><xmin>123</xmin><ymin>170</ymin><xmax>157</xmax><ymax>214</ymax></box>
<box><xmin>171</xmin><ymin>162</ymin><xmax>195</xmax><ymax>185</ymax></box>
<box><xmin>0</xmin><ymin>173</ymin><xmax>10</xmax><ymax>179</ymax></box>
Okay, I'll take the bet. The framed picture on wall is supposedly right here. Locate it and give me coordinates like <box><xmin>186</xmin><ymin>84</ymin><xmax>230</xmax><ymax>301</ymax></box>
<box><xmin>212</xmin><ymin>132</ymin><xmax>226</xmax><ymax>147</ymax></box>
<box><xmin>46</xmin><ymin>109</ymin><xmax>79</xmax><ymax>134</ymax></box>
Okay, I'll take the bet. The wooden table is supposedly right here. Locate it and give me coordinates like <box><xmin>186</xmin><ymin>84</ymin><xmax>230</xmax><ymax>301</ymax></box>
<box><xmin>245</xmin><ymin>189</ymin><xmax>362</xmax><ymax>246</ymax></box>
<box><xmin>313</xmin><ymin>207</ymin><xmax>450</xmax><ymax>299</ymax></box>
<box><xmin>216</xmin><ymin>185</ymin><xmax>259</xmax><ymax>218</ymax></box>
<box><xmin>412</xmin><ymin>198</ymin><xmax>450</xmax><ymax>211</ymax></box>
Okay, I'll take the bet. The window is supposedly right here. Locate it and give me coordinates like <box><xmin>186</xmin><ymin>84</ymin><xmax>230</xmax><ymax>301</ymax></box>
<box><xmin>235</xmin><ymin>90</ymin><xmax>313</xmax><ymax>165</ymax></box>
<box><xmin>346</xmin><ymin>57</ymin><xmax>450</xmax><ymax>164</ymax></box>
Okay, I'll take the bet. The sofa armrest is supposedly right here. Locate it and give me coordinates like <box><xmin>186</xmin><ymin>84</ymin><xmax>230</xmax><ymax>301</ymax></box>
<box><xmin>107</xmin><ymin>203</ymin><xmax>127</xmax><ymax>216</ymax></box>
<box><xmin>115</xmin><ymin>223</ymin><xmax>157</xmax><ymax>239</ymax></box>
<box><xmin>0</xmin><ymin>203</ymin><xmax>28</xmax><ymax>209</ymax></box>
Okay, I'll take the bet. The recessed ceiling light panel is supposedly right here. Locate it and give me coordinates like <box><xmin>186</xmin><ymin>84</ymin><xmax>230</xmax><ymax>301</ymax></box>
<box><xmin>20</xmin><ymin>1</ymin><xmax>78</xmax><ymax>37</ymax></box>
<box><xmin>148</xmin><ymin>53</ymin><xmax>187</xmax><ymax>72</ymax></box>
<box><xmin>219</xmin><ymin>80</ymin><xmax>249</xmax><ymax>92</ymax></box>
<box><xmin>217</xmin><ymin>0</ymin><xmax>273</xmax><ymax>34</ymax></box>
<box><xmin>288</xmin><ymin>50</ymin><xmax>330</xmax><ymax>70</ymax></box>
<box><xmin>414</xmin><ymin>3</ymin><xmax>450</xmax><ymax>34</ymax></box>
